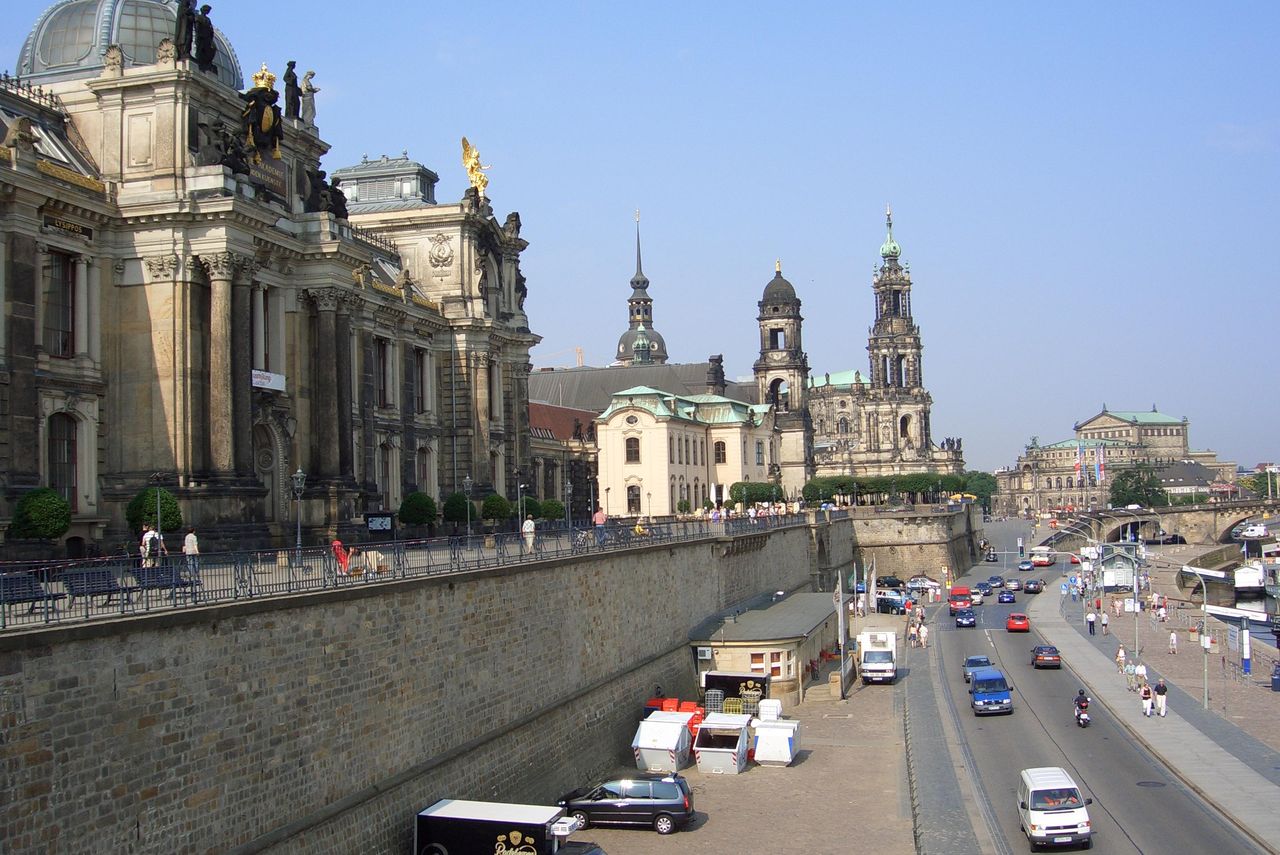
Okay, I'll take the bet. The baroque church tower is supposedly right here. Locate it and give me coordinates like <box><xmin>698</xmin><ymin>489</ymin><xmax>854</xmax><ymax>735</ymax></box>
<box><xmin>614</xmin><ymin>214</ymin><xmax>668</xmax><ymax>365</ymax></box>
<box><xmin>753</xmin><ymin>262</ymin><xmax>814</xmax><ymax>496</ymax></box>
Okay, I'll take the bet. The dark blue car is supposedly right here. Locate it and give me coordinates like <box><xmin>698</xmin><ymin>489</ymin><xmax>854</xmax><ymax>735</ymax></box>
<box><xmin>954</xmin><ymin>608</ymin><xmax>977</xmax><ymax>627</ymax></box>
<box><xmin>998</xmin><ymin>590</ymin><xmax>1016</xmax><ymax>604</ymax></box>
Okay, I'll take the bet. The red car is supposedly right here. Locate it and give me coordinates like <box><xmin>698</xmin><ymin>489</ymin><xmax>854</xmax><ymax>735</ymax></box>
<box><xmin>1070</xmin><ymin>554</ymin><xmax>1081</xmax><ymax>565</ymax></box>
<box><xmin>948</xmin><ymin>595</ymin><xmax>972</xmax><ymax>615</ymax></box>
<box><xmin>1006</xmin><ymin>613</ymin><xmax>1031</xmax><ymax>632</ymax></box>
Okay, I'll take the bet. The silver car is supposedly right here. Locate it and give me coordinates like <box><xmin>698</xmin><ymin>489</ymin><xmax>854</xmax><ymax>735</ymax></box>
<box><xmin>962</xmin><ymin>654</ymin><xmax>993</xmax><ymax>682</ymax></box>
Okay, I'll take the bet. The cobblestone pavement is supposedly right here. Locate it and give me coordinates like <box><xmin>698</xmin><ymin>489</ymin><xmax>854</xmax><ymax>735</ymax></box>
<box><xmin>571</xmin><ymin>660</ymin><xmax>915</xmax><ymax>854</ymax></box>
<box><xmin>1078</xmin><ymin>544</ymin><xmax>1280</xmax><ymax>756</ymax></box>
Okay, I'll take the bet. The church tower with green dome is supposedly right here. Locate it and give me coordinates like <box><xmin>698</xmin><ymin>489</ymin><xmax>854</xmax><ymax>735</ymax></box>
<box><xmin>752</xmin><ymin>261</ymin><xmax>814</xmax><ymax>497</ymax></box>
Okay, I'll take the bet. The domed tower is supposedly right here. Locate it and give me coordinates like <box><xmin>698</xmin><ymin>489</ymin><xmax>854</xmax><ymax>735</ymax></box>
<box><xmin>863</xmin><ymin>206</ymin><xmax>938</xmax><ymax>462</ymax></box>
<box><xmin>753</xmin><ymin>261</ymin><xmax>813</xmax><ymax>496</ymax></box>
<box><xmin>614</xmin><ymin>214</ymin><xmax>668</xmax><ymax>365</ymax></box>
<box><xmin>18</xmin><ymin>0</ymin><xmax>243</xmax><ymax>89</ymax></box>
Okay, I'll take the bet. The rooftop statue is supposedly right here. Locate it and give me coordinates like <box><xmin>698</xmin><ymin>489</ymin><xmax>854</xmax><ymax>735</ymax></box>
<box><xmin>241</xmin><ymin>64</ymin><xmax>284</xmax><ymax>163</ymax></box>
<box><xmin>461</xmin><ymin>136</ymin><xmax>490</xmax><ymax>198</ymax></box>
<box><xmin>193</xmin><ymin>4</ymin><xmax>217</xmax><ymax>73</ymax></box>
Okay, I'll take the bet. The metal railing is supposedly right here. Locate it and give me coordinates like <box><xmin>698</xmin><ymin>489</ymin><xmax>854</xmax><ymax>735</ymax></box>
<box><xmin>0</xmin><ymin>515</ymin><xmax>809</xmax><ymax>633</ymax></box>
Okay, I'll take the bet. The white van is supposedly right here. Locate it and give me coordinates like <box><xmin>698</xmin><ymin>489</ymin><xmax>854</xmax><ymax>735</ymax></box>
<box><xmin>1016</xmin><ymin>767</ymin><xmax>1093</xmax><ymax>849</ymax></box>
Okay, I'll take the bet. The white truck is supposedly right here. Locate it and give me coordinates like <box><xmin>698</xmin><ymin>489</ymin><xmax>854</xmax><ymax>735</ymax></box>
<box><xmin>856</xmin><ymin>631</ymin><xmax>898</xmax><ymax>684</ymax></box>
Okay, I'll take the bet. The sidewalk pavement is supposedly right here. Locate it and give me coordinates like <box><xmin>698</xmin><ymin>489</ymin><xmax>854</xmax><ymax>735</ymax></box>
<box><xmin>1027</xmin><ymin>589</ymin><xmax>1280</xmax><ymax>855</ymax></box>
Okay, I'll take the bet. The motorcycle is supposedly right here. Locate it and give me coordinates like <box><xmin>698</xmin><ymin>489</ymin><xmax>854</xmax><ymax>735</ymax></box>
<box><xmin>1074</xmin><ymin>700</ymin><xmax>1091</xmax><ymax>728</ymax></box>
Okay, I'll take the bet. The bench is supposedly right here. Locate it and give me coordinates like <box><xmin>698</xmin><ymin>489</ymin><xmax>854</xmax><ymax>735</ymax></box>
<box><xmin>0</xmin><ymin>571</ymin><xmax>65</xmax><ymax>616</ymax></box>
<box><xmin>132</xmin><ymin>565</ymin><xmax>202</xmax><ymax>603</ymax></box>
<box><xmin>61</xmin><ymin>567</ymin><xmax>128</xmax><ymax>605</ymax></box>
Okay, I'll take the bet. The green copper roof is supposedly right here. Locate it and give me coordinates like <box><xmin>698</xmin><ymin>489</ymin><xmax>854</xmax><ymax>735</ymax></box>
<box><xmin>880</xmin><ymin>205</ymin><xmax>901</xmax><ymax>259</ymax></box>
<box><xmin>1042</xmin><ymin>438</ymin><xmax>1132</xmax><ymax>449</ymax></box>
<box><xmin>807</xmin><ymin>368</ymin><xmax>871</xmax><ymax>390</ymax></box>
<box><xmin>1103</xmin><ymin>410</ymin><xmax>1182</xmax><ymax>425</ymax></box>
<box><xmin>599</xmin><ymin>386</ymin><xmax>766</xmax><ymax>426</ymax></box>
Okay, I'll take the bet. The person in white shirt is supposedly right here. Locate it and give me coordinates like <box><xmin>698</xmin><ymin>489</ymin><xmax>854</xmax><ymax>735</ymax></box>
<box><xmin>182</xmin><ymin>527</ymin><xmax>200</xmax><ymax>573</ymax></box>
<box><xmin>521</xmin><ymin>515</ymin><xmax>536</xmax><ymax>552</ymax></box>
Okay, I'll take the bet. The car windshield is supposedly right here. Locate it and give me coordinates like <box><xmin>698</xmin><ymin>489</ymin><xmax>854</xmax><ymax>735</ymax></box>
<box><xmin>973</xmin><ymin>677</ymin><xmax>1008</xmax><ymax>693</ymax></box>
<box><xmin>864</xmin><ymin>651</ymin><xmax>893</xmax><ymax>663</ymax></box>
<box><xmin>965</xmin><ymin>657</ymin><xmax>991</xmax><ymax>668</ymax></box>
<box><xmin>1032</xmin><ymin>787</ymin><xmax>1083</xmax><ymax>810</ymax></box>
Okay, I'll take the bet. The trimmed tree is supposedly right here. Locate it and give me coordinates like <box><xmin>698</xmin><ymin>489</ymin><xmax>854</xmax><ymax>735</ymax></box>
<box><xmin>399</xmin><ymin>492</ymin><xmax>437</xmax><ymax>526</ymax></box>
<box><xmin>442</xmin><ymin>492</ymin><xmax>470</xmax><ymax>524</ymax></box>
<box><xmin>481</xmin><ymin>493</ymin><xmax>511</xmax><ymax>524</ymax></box>
<box><xmin>514</xmin><ymin>496</ymin><xmax>542</xmax><ymax>521</ymax></box>
<box><xmin>125</xmin><ymin>486</ymin><xmax>183</xmax><ymax>534</ymax></box>
<box><xmin>539</xmin><ymin>499</ymin><xmax>565</xmax><ymax>522</ymax></box>
<box><xmin>8</xmin><ymin>487</ymin><xmax>72</xmax><ymax>540</ymax></box>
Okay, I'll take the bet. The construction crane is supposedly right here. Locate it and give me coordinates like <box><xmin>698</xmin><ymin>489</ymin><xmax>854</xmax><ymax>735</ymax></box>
<box><xmin>534</xmin><ymin>346</ymin><xmax>585</xmax><ymax>368</ymax></box>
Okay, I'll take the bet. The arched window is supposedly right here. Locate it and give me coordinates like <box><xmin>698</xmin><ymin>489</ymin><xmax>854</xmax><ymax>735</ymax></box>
<box><xmin>714</xmin><ymin>441</ymin><xmax>726</xmax><ymax>464</ymax></box>
<box><xmin>899</xmin><ymin>414</ymin><xmax>912</xmax><ymax>443</ymax></box>
<box><xmin>837</xmin><ymin>418</ymin><xmax>849</xmax><ymax>435</ymax></box>
<box><xmin>625</xmin><ymin>437</ymin><xmax>640</xmax><ymax>463</ymax></box>
<box><xmin>1055</xmin><ymin>477</ymin><xmax>1062</xmax><ymax>489</ymax></box>
<box><xmin>1066</xmin><ymin>476</ymin><xmax>1074</xmax><ymax>488</ymax></box>
<box><xmin>48</xmin><ymin>413</ymin><xmax>77</xmax><ymax>511</ymax></box>
<box><xmin>416</xmin><ymin>446</ymin><xmax>432</xmax><ymax>495</ymax></box>
<box><xmin>1045</xmin><ymin>477</ymin><xmax>1052</xmax><ymax>489</ymax></box>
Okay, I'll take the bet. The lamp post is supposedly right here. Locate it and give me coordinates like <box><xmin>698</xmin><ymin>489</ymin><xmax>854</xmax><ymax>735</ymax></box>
<box><xmin>605</xmin><ymin>486</ymin><xmax>611</xmax><ymax>515</ymax></box>
<box><xmin>1187</xmin><ymin>567</ymin><xmax>1223</xmax><ymax>710</ymax></box>
<box><xmin>463</xmin><ymin>474</ymin><xmax>473</xmax><ymax>538</ymax></box>
<box><xmin>565</xmin><ymin>478</ymin><xmax>573</xmax><ymax>530</ymax></box>
<box><xmin>150</xmin><ymin>472</ymin><xmax>164</xmax><ymax>554</ymax></box>
<box><xmin>517</xmin><ymin>479</ymin><xmax>526</xmax><ymax>528</ymax></box>
<box><xmin>291</xmin><ymin>468</ymin><xmax>306</xmax><ymax>563</ymax></box>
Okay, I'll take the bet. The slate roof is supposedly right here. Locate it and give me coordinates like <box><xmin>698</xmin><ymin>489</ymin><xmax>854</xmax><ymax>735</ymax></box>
<box><xmin>528</xmin><ymin>363</ymin><xmax>758</xmax><ymax>413</ymax></box>
<box><xmin>1154</xmin><ymin>460</ymin><xmax>1215</xmax><ymax>488</ymax></box>
<box><xmin>689</xmin><ymin>593</ymin><xmax>836</xmax><ymax>643</ymax></box>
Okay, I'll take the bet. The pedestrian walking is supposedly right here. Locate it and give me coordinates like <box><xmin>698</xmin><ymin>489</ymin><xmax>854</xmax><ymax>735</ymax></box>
<box><xmin>1086</xmin><ymin>611</ymin><xmax>1097</xmax><ymax>635</ymax></box>
<box><xmin>592</xmin><ymin>506</ymin><xmax>607</xmax><ymax>545</ymax></box>
<box><xmin>1112</xmin><ymin>598</ymin><xmax>1122</xmax><ymax>617</ymax></box>
<box><xmin>1157</xmin><ymin>604</ymin><xmax>1168</xmax><ymax>623</ymax></box>
<box><xmin>919</xmin><ymin>624</ymin><xmax>929</xmax><ymax>649</ymax></box>
<box><xmin>1124</xmin><ymin>660</ymin><xmax>1137</xmax><ymax>692</ymax></box>
<box><xmin>908</xmin><ymin>622</ymin><xmax>918</xmax><ymax>648</ymax></box>
<box><xmin>1154</xmin><ymin>679</ymin><xmax>1168</xmax><ymax>717</ymax></box>
<box><xmin>1169</xmin><ymin>631</ymin><xmax>1178</xmax><ymax>655</ymax></box>
<box><xmin>856</xmin><ymin>594</ymin><xmax>866</xmax><ymax>618</ymax></box>
<box><xmin>1135</xmin><ymin>661</ymin><xmax>1148</xmax><ymax>688</ymax></box>
<box><xmin>182</xmin><ymin>527</ymin><xmax>200</xmax><ymax>573</ymax></box>
<box><xmin>1140</xmin><ymin>682</ymin><xmax>1154</xmax><ymax>717</ymax></box>
<box><xmin>1115</xmin><ymin>644</ymin><xmax>1126</xmax><ymax>672</ymax></box>
<box><xmin>1101</xmin><ymin>612</ymin><xmax>1110</xmax><ymax>635</ymax></box>
<box><xmin>521</xmin><ymin>514</ymin><xmax>536</xmax><ymax>553</ymax></box>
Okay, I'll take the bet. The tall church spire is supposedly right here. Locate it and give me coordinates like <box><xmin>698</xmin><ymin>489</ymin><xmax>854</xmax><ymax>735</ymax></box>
<box><xmin>880</xmin><ymin>203</ymin><xmax>901</xmax><ymax>260</ymax></box>
<box><xmin>614</xmin><ymin>211</ymin><xmax>668</xmax><ymax>365</ymax></box>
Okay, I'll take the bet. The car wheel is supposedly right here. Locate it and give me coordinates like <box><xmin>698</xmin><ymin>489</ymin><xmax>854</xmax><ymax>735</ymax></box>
<box><xmin>1081</xmin><ymin>837</ymin><xmax>1092</xmax><ymax>850</ymax></box>
<box><xmin>572</xmin><ymin>811</ymin><xmax>590</xmax><ymax>830</ymax></box>
<box><xmin>653</xmin><ymin>814</ymin><xmax>676</xmax><ymax>835</ymax></box>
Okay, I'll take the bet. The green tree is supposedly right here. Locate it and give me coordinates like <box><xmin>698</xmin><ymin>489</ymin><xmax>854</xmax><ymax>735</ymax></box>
<box><xmin>442</xmin><ymin>492</ymin><xmax>471</xmax><ymax>524</ymax></box>
<box><xmin>125</xmin><ymin>486</ymin><xmax>183</xmax><ymax>534</ymax></box>
<box><xmin>1108</xmin><ymin>466</ymin><xmax>1168</xmax><ymax>508</ymax></box>
<box><xmin>539</xmin><ymin>499</ymin><xmax>565</xmax><ymax>521</ymax></box>
<box><xmin>677</xmin><ymin>499</ymin><xmax>691</xmax><ymax>514</ymax></box>
<box><xmin>481</xmin><ymin>493</ymin><xmax>511</xmax><ymax>522</ymax></box>
<box><xmin>8</xmin><ymin>488</ymin><xmax>72</xmax><ymax>540</ymax></box>
<box><xmin>398</xmin><ymin>492</ymin><xmax>437</xmax><ymax>526</ymax></box>
<box><xmin>963</xmin><ymin>471</ymin><xmax>998</xmax><ymax>508</ymax></box>
<box><xmin>514</xmin><ymin>496</ymin><xmax>542</xmax><ymax>520</ymax></box>
<box><xmin>1239</xmin><ymin>473</ymin><xmax>1272</xmax><ymax>498</ymax></box>
<box><xmin>728</xmin><ymin>481</ymin><xmax>777</xmax><ymax>505</ymax></box>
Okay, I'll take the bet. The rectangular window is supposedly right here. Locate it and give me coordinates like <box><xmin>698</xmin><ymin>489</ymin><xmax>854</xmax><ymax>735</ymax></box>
<box><xmin>48</xmin><ymin>414</ymin><xmax>77</xmax><ymax>512</ymax></box>
<box><xmin>669</xmin><ymin>436</ymin><xmax>674</xmax><ymax>464</ymax></box>
<box><xmin>770</xmin><ymin>652</ymin><xmax>782</xmax><ymax>678</ymax></box>
<box><xmin>678</xmin><ymin>435</ymin><xmax>683</xmax><ymax>464</ymax></box>
<box><xmin>625</xmin><ymin>437</ymin><xmax>640</xmax><ymax>464</ymax></box>
<box><xmin>750</xmin><ymin>652</ymin><xmax>766</xmax><ymax>673</ymax></box>
<box><xmin>714</xmin><ymin>442</ymin><xmax>726</xmax><ymax>464</ymax></box>
<box><xmin>414</xmin><ymin>349</ymin><xmax>428</xmax><ymax>413</ymax></box>
<box><xmin>44</xmin><ymin>251</ymin><xmax>75</xmax><ymax>357</ymax></box>
<box><xmin>756</xmin><ymin>441</ymin><xmax>765</xmax><ymax>466</ymax></box>
<box><xmin>375</xmin><ymin>339</ymin><xmax>390</xmax><ymax>407</ymax></box>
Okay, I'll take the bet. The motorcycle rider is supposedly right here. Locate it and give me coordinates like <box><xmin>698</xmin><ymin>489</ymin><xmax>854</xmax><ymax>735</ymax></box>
<box><xmin>1073</xmin><ymin>689</ymin><xmax>1091</xmax><ymax>724</ymax></box>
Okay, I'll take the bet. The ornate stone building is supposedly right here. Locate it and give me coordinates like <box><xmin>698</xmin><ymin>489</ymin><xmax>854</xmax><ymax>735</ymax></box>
<box><xmin>752</xmin><ymin>263</ymin><xmax>814</xmax><ymax>497</ymax></box>
<box><xmin>1</xmin><ymin>0</ymin><xmax>536</xmax><ymax>553</ymax></box>
<box><xmin>806</xmin><ymin>208</ymin><xmax>963</xmax><ymax>479</ymax></box>
<box><xmin>993</xmin><ymin>407</ymin><xmax>1235</xmax><ymax>517</ymax></box>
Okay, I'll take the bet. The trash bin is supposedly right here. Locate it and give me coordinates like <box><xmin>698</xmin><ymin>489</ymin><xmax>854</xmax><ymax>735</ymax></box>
<box><xmin>1271</xmin><ymin>663</ymin><xmax>1280</xmax><ymax>693</ymax></box>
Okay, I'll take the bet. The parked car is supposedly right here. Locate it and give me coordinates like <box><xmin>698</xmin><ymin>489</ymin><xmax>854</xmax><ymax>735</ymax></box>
<box><xmin>1006</xmin><ymin>613</ymin><xmax>1031</xmax><ymax>632</ymax></box>
<box><xmin>962</xmin><ymin>654</ymin><xmax>993</xmax><ymax>682</ymax></box>
<box><xmin>1016</xmin><ymin>560</ymin><xmax>1034</xmax><ymax>572</ymax></box>
<box><xmin>1031</xmin><ymin>645</ymin><xmax>1062</xmax><ymax>668</ymax></box>
<box><xmin>1241</xmin><ymin>525</ymin><xmax>1269</xmax><ymax>539</ymax></box>
<box><xmin>1023</xmin><ymin>579</ymin><xmax>1045</xmax><ymax>594</ymax></box>
<box><xmin>975</xmin><ymin>582</ymin><xmax>994</xmax><ymax>597</ymax></box>
<box><xmin>907</xmin><ymin>575</ymin><xmax>941</xmax><ymax>595</ymax></box>
<box><xmin>879</xmin><ymin>575</ymin><xmax>905</xmax><ymax>589</ymax></box>
<box><xmin>1005</xmin><ymin>579</ymin><xmax>1022</xmax><ymax>592</ymax></box>
<box><xmin>1070</xmin><ymin>554</ymin><xmax>1081</xmax><ymax>565</ymax></box>
<box><xmin>987</xmin><ymin>576</ymin><xmax>1004</xmax><ymax>588</ymax></box>
<box><xmin>998</xmin><ymin>590</ymin><xmax>1016</xmax><ymax>604</ymax></box>
<box><xmin>558</xmin><ymin>771</ymin><xmax>694</xmax><ymax>835</ymax></box>
<box><xmin>955</xmin><ymin>608</ymin><xmax>977</xmax><ymax>628</ymax></box>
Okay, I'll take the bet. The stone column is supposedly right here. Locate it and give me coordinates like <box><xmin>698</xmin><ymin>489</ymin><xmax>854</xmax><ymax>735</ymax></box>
<box><xmin>309</xmin><ymin>289</ymin><xmax>341</xmax><ymax>478</ymax></box>
<box><xmin>87</xmin><ymin>258</ymin><xmax>101</xmax><ymax>362</ymax></box>
<box><xmin>358</xmin><ymin>326</ymin><xmax>376</xmax><ymax>493</ymax></box>
<box><xmin>199</xmin><ymin>252</ymin><xmax>240</xmax><ymax>476</ymax></box>
<box><xmin>251</xmin><ymin>284</ymin><xmax>266</xmax><ymax>370</ymax></box>
<box><xmin>335</xmin><ymin>298</ymin><xmax>356</xmax><ymax>481</ymax></box>
<box><xmin>0</xmin><ymin>235</ymin><xmax>7</xmax><ymax>362</ymax></box>
<box><xmin>33</xmin><ymin>243</ymin><xmax>46</xmax><ymax>349</ymax></box>
<box><xmin>232</xmin><ymin>262</ymin><xmax>257</xmax><ymax>476</ymax></box>
<box><xmin>73</xmin><ymin>255</ymin><xmax>89</xmax><ymax>354</ymax></box>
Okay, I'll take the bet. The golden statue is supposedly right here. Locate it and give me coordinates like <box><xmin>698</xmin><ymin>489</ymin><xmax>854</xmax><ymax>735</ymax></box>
<box><xmin>460</xmin><ymin>136</ymin><xmax>490</xmax><ymax>198</ymax></box>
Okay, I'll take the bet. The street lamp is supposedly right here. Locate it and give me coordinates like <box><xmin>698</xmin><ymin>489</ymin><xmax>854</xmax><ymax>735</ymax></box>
<box><xmin>150</xmin><ymin>472</ymin><xmax>165</xmax><ymax>555</ymax></box>
<box><xmin>565</xmin><ymin>478</ymin><xmax>573</xmax><ymax>530</ymax></box>
<box><xmin>605</xmin><ymin>486</ymin><xmax>611</xmax><ymax>515</ymax></box>
<box><xmin>646</xmin><ymin>491</ymin><xmax>652</xmax><ymax>518</ymax></box>
<box><xmin>463</xmin><ymin>474</ymin><xmax>473</xmax><ymax>538</ymax></box>
<box><xmin>291</xmin><ymin>468</ymin><xmax>306</xmax><ymax>562</ymax></box>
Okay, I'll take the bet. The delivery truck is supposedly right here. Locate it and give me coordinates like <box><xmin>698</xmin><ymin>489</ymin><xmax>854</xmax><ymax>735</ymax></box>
<box><xmin>414</xmin><ymin>799</ymin><xmax>603</xmax><ymax>855</ymax></box>
<box><xmin>856</xmin><ymin>631</ymin><xmax>898</xmax><ymax>684</ymax></box>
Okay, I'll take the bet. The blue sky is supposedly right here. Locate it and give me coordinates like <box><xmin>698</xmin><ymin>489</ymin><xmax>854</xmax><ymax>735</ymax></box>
<box><xmin>6</xmin><ymin>1</ymin><xmax>1277</xmax><ymax>472</ymax></box>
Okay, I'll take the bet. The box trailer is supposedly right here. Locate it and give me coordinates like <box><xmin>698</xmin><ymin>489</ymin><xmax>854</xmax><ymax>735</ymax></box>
<box><xmin>692</xmin><ymin>712</ymin><xmax>752</xmax><ymax>775</ymax></box>
<box><xmin>414</xmin><ymin>799</ymin><xmax>578</xmax><ymax>855</ymax></box>
<box><xmin>631</xmin><ymin>711</ymin><xmax>694</xmax><ymax>772</ymax></box>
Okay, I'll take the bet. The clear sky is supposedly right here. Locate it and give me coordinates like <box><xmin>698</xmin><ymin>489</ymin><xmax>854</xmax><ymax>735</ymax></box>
<box><xmin>6</xmin><ymin>1</ymin><xmax>1277</xmax><ymax>472</ymax></box>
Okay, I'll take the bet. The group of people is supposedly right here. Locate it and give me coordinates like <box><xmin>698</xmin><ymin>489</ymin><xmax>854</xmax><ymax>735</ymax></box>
<box><xmin>138</xmin><ymin>524</ymin><xmax>200</xmax><ymax>572</ymax></box>
<box><xmin>1114</xmin><ymin>644</ymin><xmax>1168</xmax><ymax>717</ymax></box>
<box><xmin>907</xmin><ymin>605</ymin><xmax>928</xmax><ymax>648</ymax></box>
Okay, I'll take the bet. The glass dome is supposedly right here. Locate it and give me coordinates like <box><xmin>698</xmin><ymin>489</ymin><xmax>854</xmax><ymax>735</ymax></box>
<box><xmin>18</xmin><ymin>0</ymin><xmax>243</xmax><ymax>89</ymax></box>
